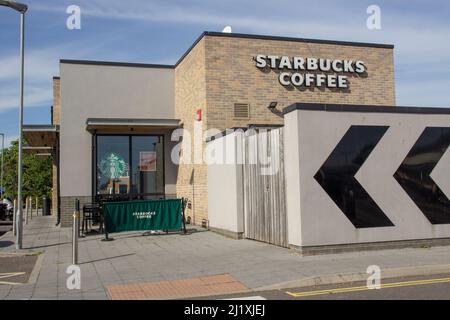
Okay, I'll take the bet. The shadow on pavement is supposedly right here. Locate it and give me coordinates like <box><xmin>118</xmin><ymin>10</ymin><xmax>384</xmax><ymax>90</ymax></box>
<box><xmin>79</xmin><ymin>253</ymin><xmax>136</xmax><ymax>265</ymax></box>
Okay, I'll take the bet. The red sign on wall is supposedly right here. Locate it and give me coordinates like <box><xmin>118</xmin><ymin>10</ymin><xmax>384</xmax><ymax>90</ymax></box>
<box><xmin>196</xmin><ymin>109</ymin><xmax>202</xmax><ymax>121</ymax></box>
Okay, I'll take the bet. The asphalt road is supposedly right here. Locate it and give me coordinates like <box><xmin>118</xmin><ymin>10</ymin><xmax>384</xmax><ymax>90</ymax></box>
<box><xmin>0</xmin><ymin>221</ymin><xmax>12</xmax><ymax>237</ymax></box>
<box><xmin>0</xmin><ymin>255</ymin><xmax>38</xmax><ymax>285</ymax></box>
<box><xmin>204</xmin><ymin>274</ymin><xmax>450</xmax><ymax>300</ymax></box>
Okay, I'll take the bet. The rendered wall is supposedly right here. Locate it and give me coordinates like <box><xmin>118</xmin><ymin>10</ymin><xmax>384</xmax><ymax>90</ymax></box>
<box><xmin>284</xmin><ymin>104</ymin><xmax>450</xmax><ymax>248</ymax></box>
<box><xmin>59</xmin><ymin>63</ymin><xmax>175</xmax><ymax>226</ymax></box>
<box><xmin>60</xmin><ymin>63</ymin><xmax>175</xmax><ymax>197</ymax></box>
<box><xmin>207</xmin><ymin>131</ymin><xmax>244</xmax><ymax>237</ymax></box>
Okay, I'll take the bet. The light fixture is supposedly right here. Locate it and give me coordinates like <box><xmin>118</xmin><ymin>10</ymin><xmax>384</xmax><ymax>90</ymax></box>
<box><xmin>268</xmin><ymin>102</ymin><xmax>278</xmax><ymax>109</ymax></box>
<box><xmin>0</xmin><ymin>0</ymin><xmax>28</xmax><ymax>13</ymax></box>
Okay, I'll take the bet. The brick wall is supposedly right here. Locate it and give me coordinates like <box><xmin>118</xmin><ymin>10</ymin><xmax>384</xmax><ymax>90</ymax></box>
<box><xmin>52</xmin><ymin>78</ymin><xmax>60</xmax><ymax>125</ymax></box>
<box><xmin>204</xmin><ymin>36</ymin><xmax>395</xmax><ymax>131</ymax></box>
<box><xmin>173</xmin><ymin>34</ymin><xmax>395</xmax><ymax>224</ymax></box>
<box><xmin>60</xmin><ymin>196</ymin><xmax>91</xmax><ymax>227</ymax></box>
<box><xmin>174</xmin><ymin>39</ymin><xmax>209</xmax><ymax>225</ymax></box>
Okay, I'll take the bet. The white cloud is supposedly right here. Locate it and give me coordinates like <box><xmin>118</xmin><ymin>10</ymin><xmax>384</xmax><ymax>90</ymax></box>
<box><xmin>18</xmin><ymin>0</ymin><xmax>450</xmax><ymax>108</ymax></box>
<box><xmin>0</xmin><ymin>34</ymin><xmax>130</xmax><ymax>113</ymax></box>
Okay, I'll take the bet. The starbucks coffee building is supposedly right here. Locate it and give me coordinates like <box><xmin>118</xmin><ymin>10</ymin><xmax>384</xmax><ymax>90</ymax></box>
<box><xmin>26</xmin><ymin>31</ymin><xmax>450</xmax><ymax>251</ymax></box>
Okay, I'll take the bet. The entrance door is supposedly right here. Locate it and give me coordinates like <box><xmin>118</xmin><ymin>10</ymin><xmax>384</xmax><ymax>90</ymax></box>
<box><xmin>243</xmin><ymin>127</ymin><xmax>288</xmax><ymax>247</ymax></box>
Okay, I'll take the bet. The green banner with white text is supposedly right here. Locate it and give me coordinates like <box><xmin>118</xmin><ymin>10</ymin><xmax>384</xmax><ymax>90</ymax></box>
<box><xmin>103</xmin><ymin>199</ymin><xmax>183</xmax><ymax>234</ymax></box>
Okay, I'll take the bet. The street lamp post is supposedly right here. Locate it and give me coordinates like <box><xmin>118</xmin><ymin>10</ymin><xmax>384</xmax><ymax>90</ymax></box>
<box><xmin>0</xmin><ymin>1</ymin><xmax>28</xmax><ymax>250</ymax></box>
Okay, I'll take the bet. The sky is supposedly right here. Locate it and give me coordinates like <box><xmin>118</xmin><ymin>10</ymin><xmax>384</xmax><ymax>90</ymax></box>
<box><xmin>0</xmin><ymin>0</ymin><xmax>450</xmax><ymax>146</ymax></box>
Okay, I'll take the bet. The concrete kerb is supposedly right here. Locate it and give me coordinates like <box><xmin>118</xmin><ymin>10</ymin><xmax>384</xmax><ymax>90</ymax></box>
<box><xmin>252</xmin><ymin>264</ymin><xmax>450</xmax><ymax>292</ymax></box>
<box><xmin>27</xmin><ymin>252</ymin><xmax>45</xmax><ymax>284</ymax></box>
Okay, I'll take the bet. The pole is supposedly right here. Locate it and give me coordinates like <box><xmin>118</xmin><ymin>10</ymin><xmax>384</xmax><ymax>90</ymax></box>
<box><xmin>29</xmin><ymin>196</ymin><xmax>32</xmax><ymax>220</ymax></box>
<box><xmin>72</xmin><ymin>198</ymin><xmax>80</xmax><ymax>265</ymax></box>
<box><xmin>182</xmin><ymin>197</ymin><xmax>187</xmax><ymax>234</ymax></box>
<box><xmin>16</xmin><ymin>12</ymin><xmax>25</xmax><ymax>250</ymax></box>
<box><xmin>13</xmin><ymin>198</ymin><xmax>16</xmax><ymax>236</ymax></box>
<box><xmin>25</xmin><ymin>196</ymin><xmax>29</xmax><ymax>224</ymax></box>
<box><xmin>35</xmin><ymin>197</ymin><xmax>38</xmax><ymax>216</ymax></box>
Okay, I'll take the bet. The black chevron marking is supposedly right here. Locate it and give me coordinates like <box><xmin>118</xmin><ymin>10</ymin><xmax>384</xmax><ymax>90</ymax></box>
<box><xmin>394</xmin><ymin>127</ymin><xmax>450</xmax><ymax>224</ymax></box>
<box><xmin>314</xmin><ymin>125</ymin><xmax>394</xmax><ymax>228</ymax></box>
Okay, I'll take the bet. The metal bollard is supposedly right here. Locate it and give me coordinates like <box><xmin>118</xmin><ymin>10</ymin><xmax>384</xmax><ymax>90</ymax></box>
<box><xmin>25</xmin><ymin>197</ymin><xmax>29</xmax><ymax>225</ymax></box>
<box><xmin>35</xmin><ymin>197</ymin><xmax>38</xmax><ymax>216</ymax></box>
<box><xmin>72</xmin><ymin>198</ymin><xmax>80</xmax><ymax>265</ymax></box>
<box><xmin>13</xmin><ymin>199</ymin><xmax>16</xmax><ymax>236</ymax></box>
<box><xmin>30</xmin><ymin>197</ymin><xmax>33</xmax><ymax>220</ymax></box>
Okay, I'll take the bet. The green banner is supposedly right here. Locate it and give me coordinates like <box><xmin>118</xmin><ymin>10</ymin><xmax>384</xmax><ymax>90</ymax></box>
<box><xmin>103</xmin><ymin>199</ymin><xmax>183</xmax><ymax>234</ymax></box>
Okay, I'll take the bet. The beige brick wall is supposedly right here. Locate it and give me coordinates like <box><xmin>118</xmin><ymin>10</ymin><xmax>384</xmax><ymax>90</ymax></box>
<box><xmin>174</xmin><ymin>38</ymin><xmax>209</xmax><ymax>225</ymax></box>
<box><xmin>52</xmin><ymin>78</ymin><xmax>60</xmax><ymax>125</ymax></box>
<box><xmin>60</xmin><ymin>196</ymin><xmax>91</xmax><ymax>227</ymax></box>
<box><xmin>204</xmin><ymin>36</ymin><xmax>395</xmax><ymax>130</ymax></box>
<box><xmin>174</xmin><ymin>34</ymin><xmax>396</xmax><ymax>224</ymax></box>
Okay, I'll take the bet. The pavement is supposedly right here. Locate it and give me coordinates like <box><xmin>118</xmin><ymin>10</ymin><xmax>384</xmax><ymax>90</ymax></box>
<box><xmin>1</xmin><ymin>215</ymin><xmax>450</xmax><ymax>300</ymax></box>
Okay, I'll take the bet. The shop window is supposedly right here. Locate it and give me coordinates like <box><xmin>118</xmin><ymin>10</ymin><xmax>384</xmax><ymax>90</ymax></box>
<box><xmin>95</xmin><ymin>135</ymin><xmax>164</xmax><ymax>198</ymax></box>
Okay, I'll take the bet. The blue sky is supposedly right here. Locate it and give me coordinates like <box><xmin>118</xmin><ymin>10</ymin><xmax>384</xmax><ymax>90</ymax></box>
<box><xmin>1</xmin><ymin>0</ymin><xmax>450</xmax><ymax>146</ymax></box>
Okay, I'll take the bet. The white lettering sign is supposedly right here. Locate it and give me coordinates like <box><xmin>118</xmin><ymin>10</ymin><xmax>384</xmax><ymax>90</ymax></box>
<box><xmin>255</xmin><ymin>55</ymin><xmax>366</xmax><ymax>89</ymax></box>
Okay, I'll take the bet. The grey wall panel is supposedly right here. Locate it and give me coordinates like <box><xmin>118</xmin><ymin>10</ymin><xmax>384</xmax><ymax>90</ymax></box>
<box><xmin>60</xmin><ymin>63</ymin><xmax>175</xmax><ymax>197</ymax></box>
<box><xmin>207</xmin><ymin>132</ymin><xmax>245</xmax><ymax>234</ymax></box>
<box><xmin>284</xmin><ymin>108</ymin><xmax>450</xmax><ymax>247</ymax></box>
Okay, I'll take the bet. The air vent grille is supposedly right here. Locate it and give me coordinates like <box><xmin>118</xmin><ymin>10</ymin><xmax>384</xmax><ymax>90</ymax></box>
<box><xmin>234</xmin><ymin>103</ymin><xmax>249</xmax><ymax>118</ymax></box>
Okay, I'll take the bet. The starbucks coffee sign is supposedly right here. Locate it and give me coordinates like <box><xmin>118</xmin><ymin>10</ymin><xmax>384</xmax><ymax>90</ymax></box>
<box><xmin>255</xmin><ymin>54</ymin><xmax>366</xmax><ymax>89</ymax></box>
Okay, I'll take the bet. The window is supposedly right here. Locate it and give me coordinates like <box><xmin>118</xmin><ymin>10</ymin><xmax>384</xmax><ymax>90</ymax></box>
<box><xmin>95</xmin><ymin>135</ymin><xmax>164</xmax><ymax>198</ymax></box>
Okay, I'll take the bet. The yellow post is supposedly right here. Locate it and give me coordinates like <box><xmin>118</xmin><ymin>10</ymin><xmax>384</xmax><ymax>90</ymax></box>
<box><xmin>25</xmin><ymin>196</ymin><xmax>29</xmax><ymax>224</ymax></box>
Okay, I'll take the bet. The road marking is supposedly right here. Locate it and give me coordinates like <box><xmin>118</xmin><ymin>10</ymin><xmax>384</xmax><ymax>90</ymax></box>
<box><xmin>223</xmin><ymin>296</ymin><xmax>267</xmax><ymax>300</ymax></box>
<box><xmin>0</xmin><ymin>272</ymin><xmax>26</xmax><ymax>285</ymax></box>
<box><xmin>286</xmin><ymin>276</ymin><xmax>450</xmax><ymax>298</ymax></box>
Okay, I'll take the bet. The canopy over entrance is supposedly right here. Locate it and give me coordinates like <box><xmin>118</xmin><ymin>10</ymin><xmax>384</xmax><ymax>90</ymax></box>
<box><xmin>86</xmin><ymin>118</ymin><xmax>181</xmax><ymax>133</ymax></box>
<box><xmin>23</xmin><ymin>124</ymin><xmax>59</xmax><ymax>156</ymax></box>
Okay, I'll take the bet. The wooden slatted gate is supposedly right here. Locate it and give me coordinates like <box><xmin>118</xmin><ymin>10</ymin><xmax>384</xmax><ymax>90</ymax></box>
<box><xmin>243</xmin><ymin>127</ymin><xmax>288</xmax><ymax>247</ymax></box>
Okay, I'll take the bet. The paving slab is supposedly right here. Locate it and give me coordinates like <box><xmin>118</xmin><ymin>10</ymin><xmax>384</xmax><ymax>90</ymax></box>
<box><xmin>2</xmin><ymin>216</ymin><xmax>450</xmax><ymax>299</ymax></box>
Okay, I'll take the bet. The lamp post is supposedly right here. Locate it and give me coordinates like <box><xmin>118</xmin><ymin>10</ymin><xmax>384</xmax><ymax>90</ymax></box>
<box><xmin>0</xmin><ymin>1</ymin><xmax>28</xmax><ymax>250</ymax></box>
<box><xmin>0</xmin><ymin>133</ymin><xmax>4</xmax><ymax>201</ymax></box>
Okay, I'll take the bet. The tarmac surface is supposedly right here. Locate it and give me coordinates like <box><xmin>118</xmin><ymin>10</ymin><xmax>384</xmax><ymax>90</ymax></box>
<box><xmin>1</xmin><ymin>216</ymin><xmax>450</xmax><ymax>300</ymax></box>
<box><xmin>199</xmin><ymin>273</ymin><xmax>450</xmax><ymax>300</ymax></box>
<box><xmin>0</xmin><ymin>255</ymin><xmax>38</xmax><ymax>285</ymax></box>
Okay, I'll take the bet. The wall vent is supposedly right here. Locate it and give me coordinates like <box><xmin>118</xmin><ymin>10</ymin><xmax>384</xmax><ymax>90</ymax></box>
<box><xmin>234</xmin><ymin>103</ymin><xmax>250</xmax><ymax>118</ymax></box>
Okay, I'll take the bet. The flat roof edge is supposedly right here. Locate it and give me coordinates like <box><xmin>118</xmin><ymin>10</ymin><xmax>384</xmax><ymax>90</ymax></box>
<box><xmin>203</xmin><ymin>31</ymin><xmax>395</xmax><ymax>49</ymax></box>
<box><xmin>175</xmin><ymin>31</ymin><xmax>394</xmax><ymax>67</ymax></box>
<box><xmin>60</xmin><ymin>59</ymin><xmax>175</xmax><ymax>69</ymax></box>
<box><xmin>59</xmin><ymin>32</ymin><xmax>394</xmax><ymax>70</ymax></box>
<box><xmin>283</xmin><ymin>103</ymin><xmax>450</xmax><ymax>115</ymax></box>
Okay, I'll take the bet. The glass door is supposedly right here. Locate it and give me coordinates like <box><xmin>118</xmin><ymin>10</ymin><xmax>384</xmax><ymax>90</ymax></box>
<box><xmin>131</xmin><ymin>136</ymin><xmax>164</xmax><ymax>198</ymax></box>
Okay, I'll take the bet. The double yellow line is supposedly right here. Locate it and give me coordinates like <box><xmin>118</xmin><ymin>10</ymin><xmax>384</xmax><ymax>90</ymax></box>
<box><xmin>286</xmin><ymin>276</ymin><xmax>450</xmax><ymax>298</ymax></box>
<box><xmin>0</xmin><ymin>272</ymin><xmax>26</xmax><ymax>285</ymax></box>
